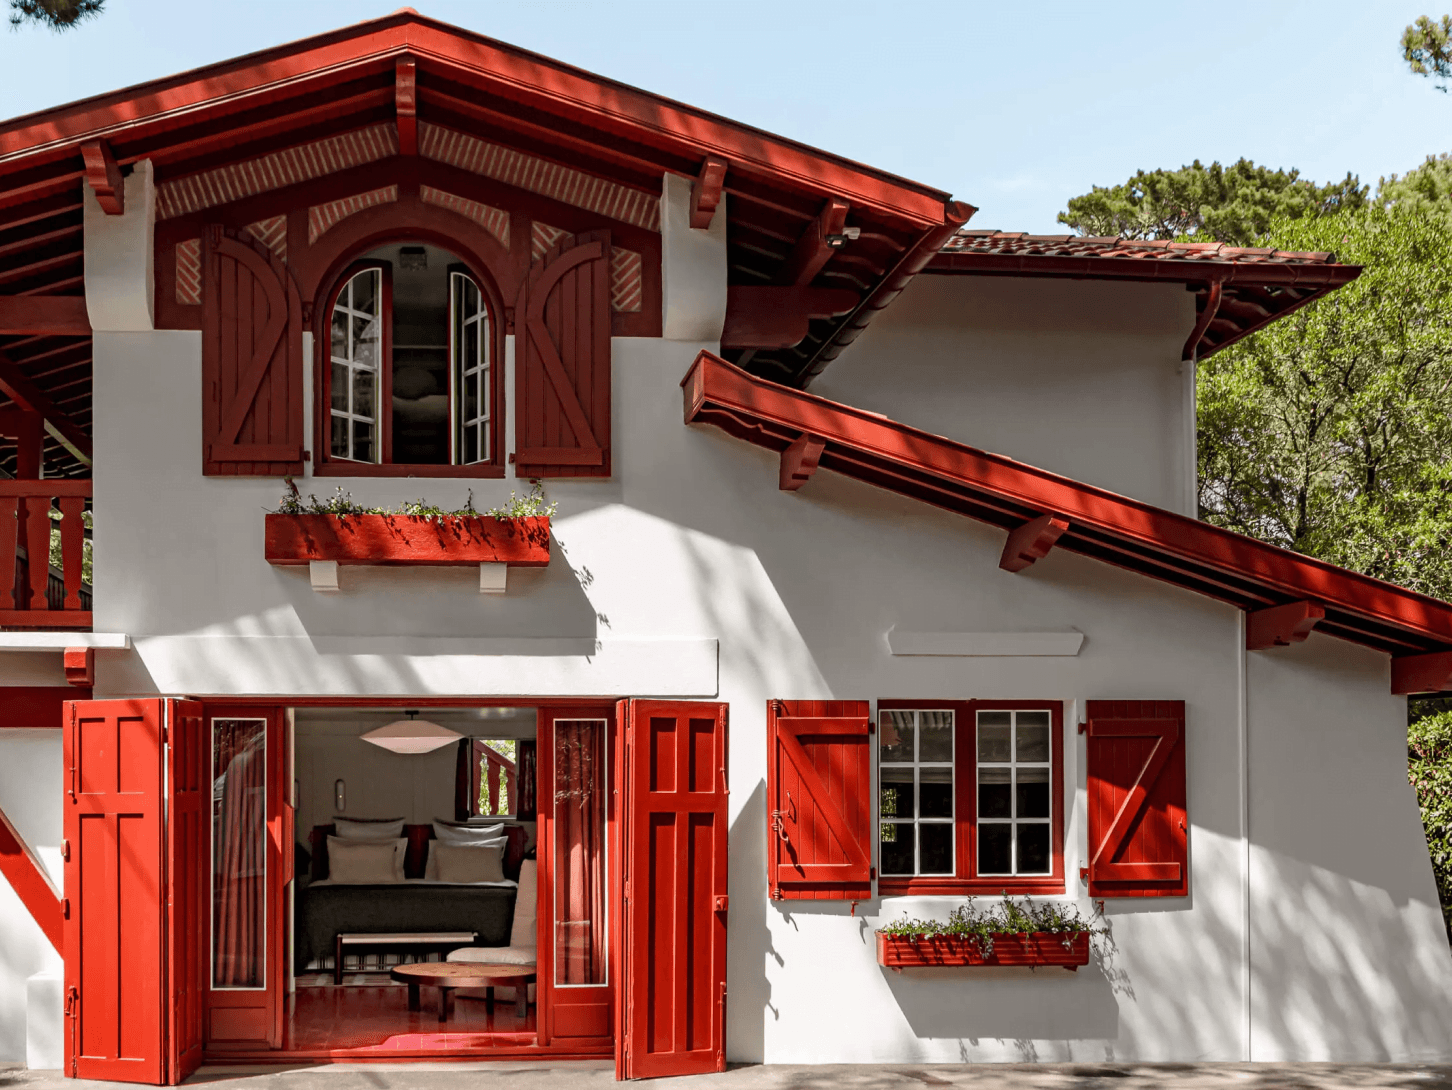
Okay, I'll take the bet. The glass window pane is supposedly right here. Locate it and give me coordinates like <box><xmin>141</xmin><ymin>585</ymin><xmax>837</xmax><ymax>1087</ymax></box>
<box><xmin>330</xmin><ymin>363</ymin><xmax>348</xmax><ymax>412</ymax></box>
<box><xmin>978</xmin><ymin>823</ymin><xmax>1011</xmax><ymax>875</ymax></box>
<box><xmin>331</xmin><ymin>307</ymin><xmax>347</xmax><ymax>361</ymax></box>
<box><xmin>1016</xmin><ymin>712</ymin><xmax>1051</xmax><ymax>762</ymax></box>
<box><xmin>879</xmin><ymin>711</ymin><xmax>914</xmax><ymax>762</ymax></box>
<box><xmin>879</xmin><ymin>823</ymin><xmax>913</xmax><ymax>875</ymax></box>
<box><xmin>919</xmin><ymin>767</ymin><xmax>953</xmax><ymax>818</ymax></box>
<box><xmin>354</xmin><ymin>370</ymin><xmax>375</xmax><ymax>420</ymax></box>
<box><xmin>330</xmin><ymin>415</ymin><xmax>348</xmax><ymax>458</ymax></box>
<box><xmin>211</xmin><ymin>718</ymin><xmax>266</xmax><ymax>989</ymax></box>
<box><xmin>1016</xmin><ymin>767</ymin><xmax>1050</xmax><ymax>819</ymax></box>
<box><xmin>464</xmin><ymin>425</ymin><xmax>478</xmax><ymax>465</ymax></box>
<box><xmin>353</xmin><ymin>269</ymin><xmax>377</xmax><ymax>315</ymax></box>
<box><xmin>919</xmin><ymin>823</ymin><xmax>953</xmax><ymax>875</ymax></box>
<box><xmin>879</xmin><ymin>766</ymin><xmax>914</xmax><ymax>819</ymax></box>
<box><xmin>353</xmin><ymin>317</ymin><xmax>379</xmax><ymax>369</ymax></box>
<box><xmin>978</xmin><ymin>767</ymin><xmax>1011</xmax><ymax>819</ymax></box>
<box><xmin>919</xmin><ymin>711</ymin><xmax>953</xmax><ymax>762</ymax></box>
<box><xmin>464</xmin><ymin>317</ymin><xmax>480</xmax><ymax>369</ymax></box>
<box><xmin>1017</xmin><ymin>823</ymin><xmax>1051</xmax><ymax>874</ymax></box>
<box><xmin>978</xmin><ymin>714</ymin><xmax>1011</xmax><ymax>762</ymax></box>
<box><xmin>352</xmin><ymin>420</ymin><xmax>373</xmax><ymax>463</ymax></box>
<box><xmin>465</xmin><ymin>371</ymin><xmax>479</xmax><ymax>424</ymax></box>
<box><xmin>554</xmin><ymin>720</ymin><xmax>606</xmax><ymax>985</ymax></box>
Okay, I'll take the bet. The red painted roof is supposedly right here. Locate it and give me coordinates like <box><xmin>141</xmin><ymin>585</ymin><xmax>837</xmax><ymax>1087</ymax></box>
<box><xmin>683</xmin><ymin>350</ymin><xmax>1452</xmax><ymax>660</ymax></box>
<box><xmin>925</xmin><ymin>230</ymin><xmax>1361</xmax><ymax>361</ymax></box>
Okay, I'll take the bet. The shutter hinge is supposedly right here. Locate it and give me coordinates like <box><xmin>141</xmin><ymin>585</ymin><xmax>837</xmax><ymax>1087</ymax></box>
<box><xmin>62</xmin><ymin>897</ymin><xmax>71</xmax><ymax>919</ymax></box>
<box><xmin>60</xmin><ymin>839</ymin><xmax>69</xmax><ymax>862</ymax></box>
<box><xmin>870</xmin><ymin>866</ymin><xmax>876</xmax><ymax>880</ymax></box>
<box><xmin>1080</xmin><ymin>867</ymin><xmax>1089</xmax><ymax>880</ymax></box>
<box><xmin>1078</xmin><ymin>721</ymin><xmax>1089</xmax><ymax>734</ymax></box>
<box><xmin>64</xmin><ymin>985</ymin><xmax>78</xmax><ymax>1016</ymax></box>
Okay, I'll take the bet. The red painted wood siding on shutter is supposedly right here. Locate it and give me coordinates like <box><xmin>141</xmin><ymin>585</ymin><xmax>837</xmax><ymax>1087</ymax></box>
<box><xmin>622</xmin><ymin>700</ymin><xmax>728</xmax><ymax>1079</ymax></box>
<box><xmin>1085</xmin><ymin>700</ymin><xmax>1188</xmax><ymax>898</ymax></box>
<box><xmin>166</xmin><ymin>702</ymin><xmax>205</xmax><ymax>1084</ymax></box>
<box><xmin>767</xmin><ymin>700</ymin><xmax>873</xmax><ymax>901</ymax></box>
<box><xmin>514</xmin><ymin>230</ymin><xmax>611</xmax><ymax>478</ymax></box>
<box><xmin>202</xmin><ymin>226</ymin><xmax>305</xmax><ymax>476</ymax></box>
<box><xmin>64</xmin><ymin>699</ymin><xmax>167</xmax><ymax>1084</ymax></box>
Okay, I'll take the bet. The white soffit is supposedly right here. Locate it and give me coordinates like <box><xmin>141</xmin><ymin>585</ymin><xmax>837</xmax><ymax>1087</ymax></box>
<box><xmin>888</xmin><ymin>629</ymin><xmax>1084</xmax><ymax>657</ymax></box>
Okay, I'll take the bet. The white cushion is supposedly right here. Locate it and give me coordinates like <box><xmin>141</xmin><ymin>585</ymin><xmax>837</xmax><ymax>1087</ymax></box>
<box><xmin>425</xmin><ymin>836</ymin><xmax>506</xmax><ymax>879</ymax></box>
<box><xmin>334</xmin><ymin>817</ymin><xmax>405</xmax><ymax>841</ymax></box>
<box><xmin>325</xmin><ymin>837</ymin><xmax>405</xmax><ymax>883</ymax></box>
<box><xmin>510</xmin><ymin>859</ymin><xmax>537</xmax><ymax>948</ymax></box>
<box><xmin>432</xmin><ymin>820</ymin><xmax>505</xmax><ymax>846</ymax></box>
<box><xmin>434</xmin><ymin>842</ymin><xmax>505</xmax><ymax>884</ymax></box>
<box><xmin>447</xmin><ymin>945</ymin><xmax>538</xmax><ymax>967</ymax></box>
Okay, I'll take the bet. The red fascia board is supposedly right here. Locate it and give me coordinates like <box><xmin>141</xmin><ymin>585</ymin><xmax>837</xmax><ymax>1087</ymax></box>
<box><xmin>0</xmin><ymin>13</ymin><xmax>952</xmax><ymax>227</ymax></box>
<box><xmin>681</xmin><ymin>351</ymin><xmax>1452</xmax><ymax>651</ymax></box>
<box><xmin>925</xmin><ymin>250</ymin><xmax>1363</xmax><ymax>289</ymax></box>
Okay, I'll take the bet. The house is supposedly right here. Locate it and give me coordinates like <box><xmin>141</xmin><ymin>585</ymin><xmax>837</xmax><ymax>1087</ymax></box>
<box><xmin>0</xmin><ymin>9</ymin><xmax>1451</xmax><ymax>1080</ymax></box>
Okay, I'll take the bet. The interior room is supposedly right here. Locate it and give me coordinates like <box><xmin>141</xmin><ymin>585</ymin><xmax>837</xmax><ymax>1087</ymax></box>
<box><xmin>280</xmin><ymin>705</ymin><xmax>542</xmax><ymax>1052</ymax></box>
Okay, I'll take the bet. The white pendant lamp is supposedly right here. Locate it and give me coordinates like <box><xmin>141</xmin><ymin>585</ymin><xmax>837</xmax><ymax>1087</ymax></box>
<box><xmin>361</xmin><ymin>710</ymin><xmax>462</xmax><ymax>754</ymax></box>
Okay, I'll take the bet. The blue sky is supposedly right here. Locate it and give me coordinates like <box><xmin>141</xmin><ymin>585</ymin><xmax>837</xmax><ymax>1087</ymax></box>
<box><xmin>0</xmin><ymin>0</ymin><xmax>1446</xmax><ymax>233</ymax></box>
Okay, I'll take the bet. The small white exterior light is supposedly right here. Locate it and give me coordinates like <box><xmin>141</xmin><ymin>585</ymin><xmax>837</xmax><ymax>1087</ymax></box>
<box><xmin>361</xmin><ymin>711</ymin><xmax>462</xmax><ymax>754</ymax></box>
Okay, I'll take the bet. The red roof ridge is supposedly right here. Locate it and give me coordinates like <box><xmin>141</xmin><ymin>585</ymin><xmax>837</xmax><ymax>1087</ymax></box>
<box><xmin>941</xmin><ymin>228</ymin><xmax>1339</xmax><ymax>267</ymax></box>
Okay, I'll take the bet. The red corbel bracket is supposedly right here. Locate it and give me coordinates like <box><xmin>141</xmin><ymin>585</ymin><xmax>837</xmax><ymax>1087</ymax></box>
<box><xmin>395</xmin><ymin>58</ymin><xmax>418</xmax><ymax>156</ymax></box>
<box><xmin>779</xmin><ymin>433</ymin><xmax>826</xmax><ymax>491</ymax></box>
<box><xmin>1246</xmin><ymin>600</ymin><xmax>1325</xmax><ymax>651</ymax></box>
<box><xmin>81</xmin><ymin>139</ymin><xmax>124</xmax><ymax>215</ymax></box>
<box><xmin>999</xmin><ymin>513</ymin><xmax>1070</xmax><ymax>573</ymax></box>
<box><xmin>690</xmin><ymin>155</ymin><xmax>727</xmax><ymax>229</ymax></box>
<box><xmin>63</xmin><ymin>646</ymin><xmax>94</xmax><ymax>688</ymax></box>
<box><xmin>1392</xmin><ymin>651</ymin><xmax>1452</xmax><ymax>696</ymax></box>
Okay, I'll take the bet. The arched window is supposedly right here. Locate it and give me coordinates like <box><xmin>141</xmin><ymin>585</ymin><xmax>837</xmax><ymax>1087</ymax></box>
<box><xmin>325</xmin><ymin>242</ymin><xmax>498</xmax><ymax>469</ymax></box>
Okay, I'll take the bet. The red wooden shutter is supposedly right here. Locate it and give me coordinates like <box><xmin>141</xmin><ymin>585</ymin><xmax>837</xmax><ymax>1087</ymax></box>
<box><xmin>514</xmin><ymin>230</ymin><xmax>611</xmax><ymax>478</ymax></box>
<box><xmin>1085</xmin><ymin>700</ymin><xmax>1188</xmax><ymax>898</ymax></box>
<box><xmin>64</xmin><ymin>699</ymin><xmax>167</xmax><ymax>1083</ymax></box>
<box><xmin>620</xmin><ymin>700</ymin><xmax>728</xmax><ymax>1079</ymax></box>
<box><xmin>166</xmin><ymin>701</ymin><xmax>205</xmax><ymax>1084</ymax></box>
<box><xmin>767</xmin><ymin>699</ymin><xmax>873</xmax><ymax>901</ymax></box>
<box><xmin>202</xmin><ymin>226</ymin><xmax>305</xmax><ymax>476</ymax></box>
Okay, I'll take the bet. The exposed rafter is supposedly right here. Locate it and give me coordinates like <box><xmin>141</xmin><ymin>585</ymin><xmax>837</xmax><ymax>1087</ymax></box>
<box><xmin>0</xmin><ymin>295</ymin><xmax>89</xmax><ymax>335</ymax></box>
<box><xmin>690</xmin><ymin>156</ymin><xmax>727</xmax><ymax>230</ymax></box>
<box><xmin>395</xmin><ymin>58</ymin><xmax>418</xmax><ymax>157</ymax></box>
<box><xmin>778</xmin><ymin>197</ymin><xmax>849</xmax><ymax>287</ymax></box>
<box><xmin>0</xmin><ymin>347</ymin><xmax>92</xmax><ymax>464</ymax></box>
<box><xmin>81</xmin><ymin>139</ymin><xmax>124</xmax><ymax>215</ymax></box>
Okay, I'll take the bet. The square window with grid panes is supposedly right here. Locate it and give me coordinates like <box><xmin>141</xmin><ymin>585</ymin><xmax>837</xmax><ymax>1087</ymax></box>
<box><xmin>875</xmin><ymin>701</ymin><xmax>1064</xmax><ymax>893</ymax></box>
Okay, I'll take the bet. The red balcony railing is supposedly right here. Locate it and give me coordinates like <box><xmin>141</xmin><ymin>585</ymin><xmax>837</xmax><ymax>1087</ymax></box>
<box><xmin>0</xmin><ymin>480</ymin><xmax>91</xmax><ymax>629</ymax></box>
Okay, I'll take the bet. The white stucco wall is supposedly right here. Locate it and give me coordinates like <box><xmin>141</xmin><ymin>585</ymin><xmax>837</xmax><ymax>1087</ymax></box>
<box><xmin>813</xmin><ymin>275</ymin><xmax>1200</xmax><ymax>515</ymax></box>
<box><xmin>5</xmin><ymin>173</ymin><xmax>1445</xmax><ymax>1067</ymax></box>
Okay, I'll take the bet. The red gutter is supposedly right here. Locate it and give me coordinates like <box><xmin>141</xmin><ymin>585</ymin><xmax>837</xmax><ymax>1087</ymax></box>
<box><xmin>681</xmin><ymin>351</ymin><xmax>1452</xmax><ymax>656</ymax></box>
<box><xmin>926</xmin><ymin>249</ymin><xmax>1362</xmax><ymax>289</ymax></box>
<box><xmin>0</xmin><ymin>803</ymin><xmax>61</xmax><ymax>953</ymax></box>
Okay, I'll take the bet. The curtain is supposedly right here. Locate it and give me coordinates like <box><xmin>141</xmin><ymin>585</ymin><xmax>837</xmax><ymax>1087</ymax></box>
<box><xmin>454</xmin><ymin>736</ymin><xmax>471</xmax><ymax>821</ymax></box>
<box><xmin>212</xmin><ymin>719</ymin><xmax>266</xmax><ymax>988</ymax></box>
<box><xmin>554</xmin><ymin>720</ymin><xmax>605</xmax><ymax>984</ymax></box>
<box><xmin>517</xmin><ymin>740</ymin><xmax>537</xmax><ymax>819</ymax></box>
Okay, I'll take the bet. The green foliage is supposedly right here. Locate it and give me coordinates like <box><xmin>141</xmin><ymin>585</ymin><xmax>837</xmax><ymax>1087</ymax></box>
<box><xmin>8</xmin><ymin>0</ymin><xmax>103</xmax><ymax>30</ymax></box>
<box><xmin>1196</xmin><ymin>206</ymin><xmax>1452</xmax><ymax>600</ymax></box>
<box><xmin>1403</xmin><ymin>15</ymin><xmax>1452</xmax><ymax>91</ymax></box>
<box><xmin>876</xmin><ymin>895</ymin><xmax>1104</xmax><ymax>956</ymax></box>
<box><xmin>45</xmin><ymin>506</ymin><xmax>91</xmax><ymax>585</ymax></box>
<box><xmin>1057</xmin><ymin>159</ymin><xmax>1367</xmax><ymax>246</ymax></box>
<box><xmin>1378</xmin><ymin>153</ymin><xmax>1452</xmax><ymax>223</ymax></box>
<box><xmin>274</xmin><ymin>479</ymin><xmax>556</xmax><ymax>522</ymax></box>
<box><xmin>1409</xmin><ymin>712</ymin><xmax>1452</xmax><ymax>941</ymax></box>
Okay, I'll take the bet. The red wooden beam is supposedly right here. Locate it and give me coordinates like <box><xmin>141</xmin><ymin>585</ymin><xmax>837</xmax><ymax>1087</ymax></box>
<box><xmin>1393</xmin><ymin>652</ymin><xmax>1452</xmax><ymax>696</ymax></box>
<box><xmin>779</xmin><ymin>433</ymin><xmax>825</xmax><ymax>491</ymax></box>
<box><xmin>1182</xmin><ymin>280</ymin><xmax>1224</xmax><ymax>361</ymax></box>
<box><xmin>999</xmin><ymin>513</ymin><xmax>1070</xmax><ymax>573</ymax></box>
<box><xmin>722</xmin><ymin>286</ymin><xmax>858</xmax><ymax>350</ymax></box>
<box><xmin>0</xmin><ymin>348</ymin><xmax>93</xmax><ymax>464</ymax></box>
<box><xmin>395</xmin><ymin>58</ymin><xmax>418</xmax><ymax>156</ymax></box>
<box><xmin>80</xmin><ymin>139</ymin><xmax>124</xmax><ymax>215</ymax></box>
<box><xmin>778</xmin><ymin>197</ymin><xmax>850</xmax><ymax>287</ymax></box>
<box><xmin>0</xmin><ymin>295</ymin><xmax>89</xmax><ymax>335</ymax></box>
<box><xmin>1246</xmin><ymin>600</ymin><xmax>1325</xmax><ymax>651</ymax></box>
<box><xmin>690</xmin><ymin>156</ymin><xmax>727</xmax><ymax>230</ymax></box>
<box><xmin>0</xmin><ymin>802</ymin><xmax>61</xmax><ymax>953</ymax></box>
<box><xmin>63</xmin><ymin>647</ymin><xmax>95</xmax><ymax>688</ymax></box>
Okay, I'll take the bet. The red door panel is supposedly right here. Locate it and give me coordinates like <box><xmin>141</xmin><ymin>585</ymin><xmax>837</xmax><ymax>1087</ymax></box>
<box><xmin>621</xmin><ymin>701</ymin><xmax>728</xmax><ymax>1079</ymax></box>
<box><xmin>64</xmin><ymin>699</ymin><xmax>166</xmax><ymax>1083</ymax></box>
<box><xmin>166</xmin><ymin>702</ymin><xmax>205</xmax><ymax>1083</ymax></box>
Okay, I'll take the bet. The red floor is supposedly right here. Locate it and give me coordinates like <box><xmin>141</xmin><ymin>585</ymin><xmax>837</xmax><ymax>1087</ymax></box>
<box><xmin>285</xmin><ymin>983</ymin><xmax>536</xmax><ymax>1052</ymax></box>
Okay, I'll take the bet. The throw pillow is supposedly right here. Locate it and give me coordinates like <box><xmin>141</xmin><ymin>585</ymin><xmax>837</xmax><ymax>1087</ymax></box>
<box><xmin>325</xmin><ymin>837</ymin><xmax>405</xmax><ymax>883</ymax></box>
<box><xmin>434</xmin><ymin>842</ymin><xmax>506</xmax><ymax>884</ymax></box>
<box><xmin>431</xmin><ymin>819</ymin><xmax>505</xmax><ymax>846</ymax></box>
<box><xmin>333</xmin><ymin>817</ymin><xmax>406</xmax><ymax>841</ymax></box>
<box><xmin>426</xmin><ymin>835</ymin><xmax>506</xmax><ymax>880</ymax></box>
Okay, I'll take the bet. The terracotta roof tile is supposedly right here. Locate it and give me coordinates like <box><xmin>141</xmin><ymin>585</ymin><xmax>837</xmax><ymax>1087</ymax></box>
<box><xmin>941</xmin><ymin>229</ymin><xmax>1340</xmax><ymax>267</ymax></box>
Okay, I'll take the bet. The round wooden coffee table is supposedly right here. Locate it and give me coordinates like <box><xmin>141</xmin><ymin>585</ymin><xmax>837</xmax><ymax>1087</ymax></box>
<box><xmin>389</xmin><ymin>962</ymin><xmax>536</xmax><ymax>1022</ymax></box>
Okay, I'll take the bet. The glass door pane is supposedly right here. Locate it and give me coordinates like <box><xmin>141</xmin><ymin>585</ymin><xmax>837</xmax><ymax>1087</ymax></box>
<box><xmin>211</xmin><ymin>718</ymin><xmax>267</xmax><ymax>989</ymax></box>
<box><xmin>554</xmin><ymin>719</ymin><xmax>606</xmax><ymax>985</ymax></box>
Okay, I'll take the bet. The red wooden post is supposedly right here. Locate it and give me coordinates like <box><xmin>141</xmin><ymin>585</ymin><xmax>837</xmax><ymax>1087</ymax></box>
<box><xmin>0</xmin><ymin>494</ymin><xmax>18</xmax><ymax>610</ymax></box>
<box><xmin>24</xmin><ymin>495</ymin><xmax>51</xmax><ymax>610</ymax></box>
<box><xmin>58</xmin><ymin>495</ymin><xmax>85</xmax><ymax>610</ymax></box>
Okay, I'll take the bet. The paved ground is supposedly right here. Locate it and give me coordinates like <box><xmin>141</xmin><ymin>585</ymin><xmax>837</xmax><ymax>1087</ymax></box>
<box><xmin>5</xmin><ymin>1061</ymin><xmax>1452</xmax><ymax>1090</ymax></box>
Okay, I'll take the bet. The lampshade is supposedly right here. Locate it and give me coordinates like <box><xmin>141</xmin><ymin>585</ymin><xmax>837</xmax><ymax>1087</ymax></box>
<box><xmin>361</xmin><ymin>712</ymin><xmax>461</xmax><ymax>754</ymax></box>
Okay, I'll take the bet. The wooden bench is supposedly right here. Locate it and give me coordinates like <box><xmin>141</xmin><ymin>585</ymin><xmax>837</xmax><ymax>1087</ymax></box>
<box><xmin>333</xmin><ymin>931</ymin><xmax>477</xmax><ymax>984</ymax></box>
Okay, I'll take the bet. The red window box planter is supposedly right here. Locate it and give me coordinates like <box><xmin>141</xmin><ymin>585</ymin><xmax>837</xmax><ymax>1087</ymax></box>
<box><xmin>263</xmin><ymin>514</ymin><xmax>551</xmax><ymax>567</ymax></box>
<box><xmin>876</xmin><ymin>931</ymin><xmax>1091</xmax><ymax>971</ymax></box>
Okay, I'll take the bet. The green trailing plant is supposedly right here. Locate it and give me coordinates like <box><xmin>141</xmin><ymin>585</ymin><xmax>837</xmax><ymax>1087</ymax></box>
<box><xmin>274</xmin><ymin>479</ymin><xmax>556</xmax><ymax>522</ymax></box>
<box><xmin>876</xmin><ymin>895</ymin><xmax>1106</xmax><ymax>957</ymax></box>
<box><xmin>1409</xmin><ymin>711</ymin><xmax>1452</xmax><ymax>943</ymax></box>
